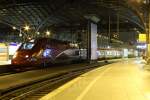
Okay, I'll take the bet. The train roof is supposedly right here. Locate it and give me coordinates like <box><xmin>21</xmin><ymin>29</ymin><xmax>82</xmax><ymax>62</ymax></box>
<box><xmin>35</xmin><ymin>38</ymin><xmax>70</xmax><ymax>44</ymax></box>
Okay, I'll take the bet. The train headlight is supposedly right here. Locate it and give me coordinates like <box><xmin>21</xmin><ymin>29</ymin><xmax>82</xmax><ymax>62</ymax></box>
<box><xmin>13</xmin><ymin>52</ymin><xmax>18</xmax><ymax>59</ymax></box>
<box><xmin>25</xmin><ymin>55</ymin><xmax>29</xmax><ymax>58</ymax></box>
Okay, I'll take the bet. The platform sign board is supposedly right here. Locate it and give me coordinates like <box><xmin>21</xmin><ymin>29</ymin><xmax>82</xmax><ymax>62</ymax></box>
<box><xmin>138</xmin><ymin>34</ymin><xmax>146</xmax><ymax>43</ymax></box>
<box><xmin>91</xmin><ymin>23</ymin><xmax>98</xmax><ymax>60</ymax></box>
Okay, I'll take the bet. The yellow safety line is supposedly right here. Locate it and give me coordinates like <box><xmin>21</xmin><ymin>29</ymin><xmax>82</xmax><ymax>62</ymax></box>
<box><xmin>40</xmin><ymin>76</ymin><xmax>81</xmax><ymax>100</ymax></box>
<box><xmin>40</xmin><ymin>65</ymin><xmax>111</xmax><ymax>100</ymax></box>
<box><xmin>76</xmin><ymin>67</ymin><xmax>111</xmax><ymax>100</ymax></box>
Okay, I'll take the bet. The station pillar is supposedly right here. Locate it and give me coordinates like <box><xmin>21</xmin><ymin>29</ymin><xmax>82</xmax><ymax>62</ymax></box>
<box><xmin>87</xmin><ymin>21</ymin><xmax>98</xmax><ymax>63</ymax></box>
<box><xmin>146</xmin><ymin>1</ymin><xmax>150</xmax><ymax>63</ymax></box>
<box><xmin>146</xmin><ymin>31</ymin><xmax>150</xmax><ymax>63</ymax></box>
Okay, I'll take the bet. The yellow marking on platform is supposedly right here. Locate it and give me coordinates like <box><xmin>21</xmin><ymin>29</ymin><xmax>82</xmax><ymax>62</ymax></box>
<box><xmin>76</xmin><ymin>67</ymin><xmax>111</xmax><ymax>100</ymax></box>
<box><xmin>40</xmin><ymin>65</ymin><xmax>111</xmax><ymax>100</ymax></box>
<box><xmin>40</xmin><ymin>76</ymin><xmax>81</xmax><ymax>100</ymax></box>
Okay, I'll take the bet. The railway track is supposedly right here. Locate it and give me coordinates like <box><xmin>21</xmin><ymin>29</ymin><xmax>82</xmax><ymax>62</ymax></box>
<box><xmin>0</xmin><ymin>62</ymin><xmax>108</xmax><ymax>100</ymax></box>
<box><xmin>0</xmin><ymin>59</ymin><xmax>119</xmax><ymax>77</ymax></box>
<box><xmin>0</xmin><ymin>65</ymin><xmax>17</xmax><ymax>76</ymax></box>
<box><xmin>0</xmin><ymin>62</ymin><xmax>90</xmax><ymax>76</ymax></box>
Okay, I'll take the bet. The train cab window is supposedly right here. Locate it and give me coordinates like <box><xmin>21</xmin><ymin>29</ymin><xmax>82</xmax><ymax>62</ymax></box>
<box><xmin>20</xmin><ymin>42</ymin><xmax>35</xmax><ymax>50</ymax></box>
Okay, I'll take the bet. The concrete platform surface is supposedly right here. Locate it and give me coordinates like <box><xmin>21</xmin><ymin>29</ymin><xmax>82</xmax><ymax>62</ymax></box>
<box><xmin>41</xmin><ymin>58</ymin><xmax>150</xmax><ymax>100</ymax></box>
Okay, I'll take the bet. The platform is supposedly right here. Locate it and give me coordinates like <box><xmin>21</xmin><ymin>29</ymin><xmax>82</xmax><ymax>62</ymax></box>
<box><xmin>0</xmin><ymin>60</ymin><xmax>11</xmax><ymax>65</ymax></box>
<box><xmin>41</xmin><ymin>58</ymin><xmax>150</xmax><ymax>100</ymax></box>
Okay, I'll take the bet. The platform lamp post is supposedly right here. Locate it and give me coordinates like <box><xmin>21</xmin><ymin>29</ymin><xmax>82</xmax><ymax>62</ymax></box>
<box><xmin>12</xmin><ymin>26</ymin><xmax>22</xmax><ymax>42</ymax></box>
<box><xmin>36</xmin><ymin>32</ymin><xmax>40</xmax><ymax>38</ymax></box>
<box><xmin>12</xmin><ymin>26</ymin><xmax>17</xmax><ymax>42</ymax></box>
<box><xmin>12</xmin><ymin>25</ymin><xmax>31</xmax><ymax>42</ymax></box>
<box><xmin>46</xmin><ymin>30</ymin><xmax>51</xmax><ymax>37</ymax></box>
<box><xmin>24</xmin><ymin>25</ymin><xmax>30</xmax><ymax>41</ymax></box>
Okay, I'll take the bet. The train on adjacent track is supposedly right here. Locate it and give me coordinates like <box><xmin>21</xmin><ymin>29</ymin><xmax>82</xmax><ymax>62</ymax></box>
<box><xmin>97</xmin><ymin>48</ymin><xmax>122</xmax><ymax>60</ymax></box>
<box><xmin>11</xmin><ymin>37</ymin><xmax>137</xmax><ymax>66</ymax></box>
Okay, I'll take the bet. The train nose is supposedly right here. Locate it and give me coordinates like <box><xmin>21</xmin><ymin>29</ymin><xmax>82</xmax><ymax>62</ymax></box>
<box><xmin>16</xmin><ymin>51</ymin><xmax>31</xmax><ymax>58</ymax></box>
<box><xmin>11</xmin><ymin>51</ymin><xmax>34</xmax><ymax>64</ymax></box>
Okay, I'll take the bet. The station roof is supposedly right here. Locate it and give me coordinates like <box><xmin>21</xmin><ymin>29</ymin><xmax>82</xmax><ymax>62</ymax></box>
<box><xmin>0</xmin><ymin>0</ymin><xmax>146</xmax><ymax>34</ymax></box>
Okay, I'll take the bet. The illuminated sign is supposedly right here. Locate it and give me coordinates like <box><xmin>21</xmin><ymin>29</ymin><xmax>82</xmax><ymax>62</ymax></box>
<box><xmin>136</xmin><ymin>44</ymin><xmax>146</xmax><ymax>49</ymax></box>
<box><xmin>138</xmin><ymin>34</ymin><xmax>146</xmax><ymax>43</ymax></box>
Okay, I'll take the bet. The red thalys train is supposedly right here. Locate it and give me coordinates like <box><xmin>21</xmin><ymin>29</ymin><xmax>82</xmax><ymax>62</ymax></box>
<box><xmin>11</xmin><ymin>38</ymin><xmax>87</xmax><ymax>66</ymax></box>
<box><xmin>11</xmin><ymin>38</ymin><xmax>130</xmax><ymax>67</ymax></box>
